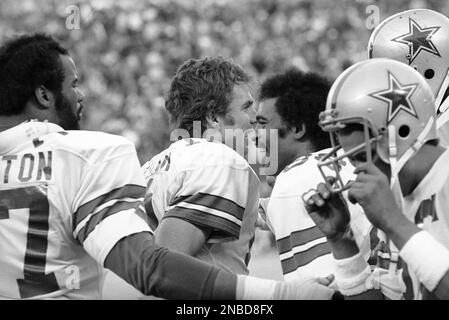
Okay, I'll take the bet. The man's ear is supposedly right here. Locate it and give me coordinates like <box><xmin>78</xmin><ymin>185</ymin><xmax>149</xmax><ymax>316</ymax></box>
<box><xmin>205</xmin><ymin>114</ymin><xmax>221</xmax><ymax>130</ymax></box>
<box><xmin>34</xmin><ymin>85</ymin><xmax>55</xmax><ymax>110</ymax></box>
<box><xmin>293</xmin><ymin>123</ymin><xmax>306</xmax><ymax>140</ymax></box>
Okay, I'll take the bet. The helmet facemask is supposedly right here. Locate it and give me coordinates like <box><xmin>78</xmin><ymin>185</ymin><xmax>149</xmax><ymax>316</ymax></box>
<box><xmin>317</xmin><ymin>110</ymin><xmax>383</xmax><ymax>194</ymax></box>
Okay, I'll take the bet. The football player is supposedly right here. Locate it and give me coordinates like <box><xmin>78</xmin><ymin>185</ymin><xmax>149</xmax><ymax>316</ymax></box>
<box><xmin>348</xmin><ymin>7</ymin><xmax>449</xmax><ymax>299</ymax></box>
<box><xmin>253</xmin><ymin>69</ymin><xmax>372</xmax><ymax>285</ymax></box>
<box><xmin>0</xmin><ymin>33</ymin><xmax>336</xmax><ymax>300</ymax></box>
<box><xmin>368</xmin><ymin>9</ymin><xmax>449</xmax><ymax>146</ymax></box>
<box><xmin>142</xmin><ymin>57</ymin><xmax>260</xmax><ymax>275</ymax></box>
<box><xmin>306</xmin><ymin>58</ymin><xmax>449</xmax><ymax>299</ymax></box>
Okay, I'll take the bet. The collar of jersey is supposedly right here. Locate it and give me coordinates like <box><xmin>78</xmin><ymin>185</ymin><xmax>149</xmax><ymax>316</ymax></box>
<box><xmin>0</xmin><ymin>120</ymin><xmax>63</xmax><ymax>154</ymax></box>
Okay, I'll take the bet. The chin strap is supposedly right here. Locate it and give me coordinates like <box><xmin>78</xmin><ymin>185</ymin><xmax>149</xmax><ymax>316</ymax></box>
<box><xmin>437</xmin><ymin>99</ymin><xmax>449</xmax><ymax>130</ymax></box>
<box><xmin>435</xmin><ymin>69</ymin><xmax>449</xmax><ymax>112</ymax></box>
<box><xmin>380</xmin><ymin>118</ymin><xmax>435</xmax><ymax>277</ymax></box>
<box><xmin>435</xmin><ymin>72</ymin><xmax>449</xmax><ymax>146</ymax></box>
<box><xmin>389</xmin><ymin>117</ymin><xmax>435</xmax><ymax>196</ymax></box>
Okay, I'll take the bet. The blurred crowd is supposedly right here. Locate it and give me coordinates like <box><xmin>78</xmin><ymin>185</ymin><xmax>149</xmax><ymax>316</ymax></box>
<box><xmin>1</xmin><ymin>0</ymin><xmax>449</xmax><ymax>162</ymax></box>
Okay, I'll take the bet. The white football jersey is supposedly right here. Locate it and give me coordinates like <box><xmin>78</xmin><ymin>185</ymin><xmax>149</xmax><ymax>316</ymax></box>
<box><xmin>265</xmin><ymin>148</ymin><xmax>373</xmax><ymax>281</ymax></box>
<box><xmin>142</xmin><ymin>138</ymin><xmax>259</xmax><ymax>274</ymax></box>
<box><xmin>399</xmin><ymin>148</ymin><xmax>449</xmax><ymax>299</ymax></box>
<box><xmin>0</xmin><ymin>121</ymin><xmax>151</xmax><ymax>299</ymax></box>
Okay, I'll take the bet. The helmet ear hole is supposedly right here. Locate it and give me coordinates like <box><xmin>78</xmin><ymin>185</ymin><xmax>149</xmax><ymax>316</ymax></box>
<box><xmin>424</xmin><ymin>69</ymin><xmax>435</xmax><ymax>79</ymax></box>
<box><xmin>398</xmin><ymin>125</ymin><xmax>410</xmax><ymax>138</ymax></box>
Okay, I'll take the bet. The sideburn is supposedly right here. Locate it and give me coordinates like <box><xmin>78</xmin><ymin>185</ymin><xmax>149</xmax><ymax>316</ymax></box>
<box><xmin>223</xmin><ymin>114</ymin><xmax>236</xmax><ymax>126</ymax></box>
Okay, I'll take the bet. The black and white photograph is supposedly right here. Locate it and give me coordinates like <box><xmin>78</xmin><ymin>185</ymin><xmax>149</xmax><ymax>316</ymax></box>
<box><xmin>1</xmin><ymin>0</ymin><xmax>449</xmax><ymax>310</ymax></box>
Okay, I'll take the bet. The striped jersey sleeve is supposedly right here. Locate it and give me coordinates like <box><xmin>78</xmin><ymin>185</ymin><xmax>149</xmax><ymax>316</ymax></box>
<box><xmin>165</xmin><ymin>165</ymin><xmax>250</xmax><ymax>240</ymax></box>
<box><xmin>267</xmin><ymin>150</ymin><xmax>372</xmax><ymax>280</ymax></box>
<box><xmin>276</xmin><ymin>224</ymin><xmax>332</xmax><ymax>276</ymax></box>
<box><xmin>72</xmin><ymin>142</ymin><xmax>152</xmax><ymax>265</ymax></box>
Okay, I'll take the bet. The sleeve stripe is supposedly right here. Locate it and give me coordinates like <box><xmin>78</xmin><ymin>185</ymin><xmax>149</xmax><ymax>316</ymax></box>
<box><xmin>280</xmin><ymin>242</ymin><xmax>332</xmax><ymax>275</ymax></box>
<box><xmin>170</xmin><ymin>202</ymin><xmax>242</xmax><ymax>227</ymax></box>
<box><xmin>278</xmin><ymin>237</ymin><xmax>328</xmax><ymax>261</ymax></box>
<box><xmin>277</xmin><ymin>225</ymin><xmax>326</xmax><ymax>254</ymax></box>
<box><xmin>74</xmin><ymin>197</ymin><xmax>143</xmax><ymax>235</ymax></box>
<box><xmin>165</xmin><ymin>206</ymin><xmax>240</xmax><ymax>239</ymax></box>
<box><xmin>93</xmin><ymin>197</ymin><xmax>143</xmax><ymax>217</ymax></box>
<box><xmin>81</xmin><ymin>210</ymin><xmax>152</xmax><ymax>266</ymax></box>
<box><xmin>73</xmin><ymin>184</ymin><xmax>146</xmax><ymax>227</ymax></box>
<box><xmin>75</xmin><ymin>200</ymin><xmax>145</xmax><ymax>244</ymax></box>
<box><xmin>170</xmin><ymin>192</ymin><xmax>244</xmax><ymax>221</ymax></box>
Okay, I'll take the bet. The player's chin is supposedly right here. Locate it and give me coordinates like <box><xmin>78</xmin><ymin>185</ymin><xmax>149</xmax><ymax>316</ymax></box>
<box><xmin>65</xmin><ymin>121</ymin><xmax>80</xmax><ymax>131</ymax></box>
<box><xmin>61</xmin><ymin>114</ymin><xmax>81</xmax><ymax>131</ymax></box>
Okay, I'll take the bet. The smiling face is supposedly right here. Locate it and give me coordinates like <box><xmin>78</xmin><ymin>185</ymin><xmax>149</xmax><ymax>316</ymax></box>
<box><xmin>254</xmin><ymin>97</ymin><xmax>283</xmax><ymax>151</ymax></box>
<box><xmin>218</xmin><ymin>83</ymin><xmax>256</xmax><ymax>132</ymax></box>
<box><xmin>254</xmin><ymin>97</ymin><xmax>301</xmax><ymax>174</ymax></box>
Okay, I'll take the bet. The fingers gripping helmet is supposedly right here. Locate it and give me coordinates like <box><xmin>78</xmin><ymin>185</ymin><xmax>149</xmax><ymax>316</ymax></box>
<box><xmin>368</xmin><ymin>9</ymin><xmax>449</xmax><ymax>114</ymax></box>
<box><xmin>318</xmin><ymin>58</ymin><xmax>436</xmax><ymax>193</ymax></box>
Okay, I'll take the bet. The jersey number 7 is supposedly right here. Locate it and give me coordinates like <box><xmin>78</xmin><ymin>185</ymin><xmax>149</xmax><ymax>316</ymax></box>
<box><xmin>0</xmin><ymin>185</ymin><xmax>59</xmax><ymax>298</ymax></box>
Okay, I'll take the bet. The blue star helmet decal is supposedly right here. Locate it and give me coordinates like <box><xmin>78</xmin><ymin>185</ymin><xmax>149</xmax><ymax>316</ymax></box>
<box><xmin>369</xmin><ymin>71</ymin><xmax>419</xmax><ymax>123</ymax></box>
<box><xmin>392</xmin><ymin>18</ymin><xmax>441</xmax><ymax>64</ymax></box>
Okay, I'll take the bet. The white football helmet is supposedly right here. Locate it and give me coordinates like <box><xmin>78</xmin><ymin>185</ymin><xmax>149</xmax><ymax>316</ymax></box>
<box><xmin>368</xmin><ymin>9</ymin><xmax>449</xmax><ymax>117</ymax></box>
<box><xmin>317</xmin><ymin>58</ymin><xmax>436</xmax><ymax>193</ymax></box>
